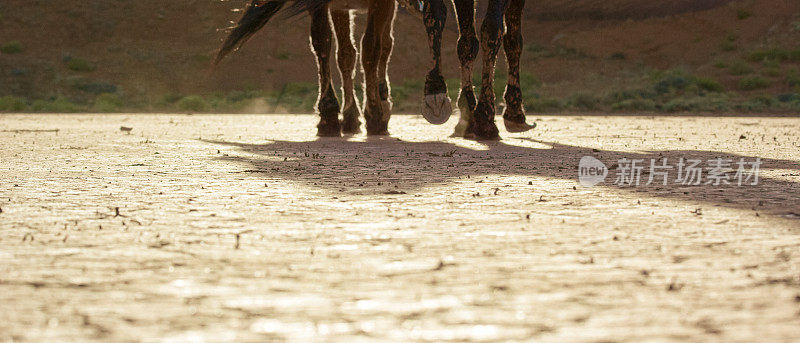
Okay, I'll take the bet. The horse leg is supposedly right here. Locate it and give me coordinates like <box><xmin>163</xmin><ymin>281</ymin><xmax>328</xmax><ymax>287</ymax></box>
<box><xmin>501</xmin><ymin>0</ymin><xmax>535</xmax><ymax>133</ymax></box>
<box><xmin>420</xmin><ymin>0</ymin><xmax>452</xmax><ymax>124</ymax></box>
<box><xmin>310</xmin><ymin>4</ymin><xmax>341</xmax><ymax>137</ymax></box>
<box><xmin>450</xmin><ymin>0</ymin><xmax>480</xmax><ymax>137</ymax></box>
<box><xmin>362</xmin><ymin>0</ymin><xmax>393</xmax><ymax>135</ymax></box>
<box><xmin>471</xmin><ymin>0</ymin><xmax>509</xmax><ymax>140</ymax></box>
<box><xmin>377</xmin><ymin>1</ymin><xmax>397</xmax><ymax>125</ymax></box>
<box><xmin>331</xmin><ymin>10</ymin><xmax>362</xmax><ymax>134</ymax></box>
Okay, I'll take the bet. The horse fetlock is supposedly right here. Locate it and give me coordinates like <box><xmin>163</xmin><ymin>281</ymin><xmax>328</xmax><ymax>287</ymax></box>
<box><xmin>317</xmin><ymin>88</ymin><xmax>340</xmax><ymax>116</ymax></box>
<box><xmin>502</xmin><ymin>84</ymin><xmax>525</xmax><ymax>123</ymax></box>
<box><xmin>424</xmin><ymin>72</ymin><xmax>448</xmax><ymax>95</ymax></box>
<box><xmin>451</xmin><ymin>86</ymin><xmax>475</xmax><ymax>137</ymax></box>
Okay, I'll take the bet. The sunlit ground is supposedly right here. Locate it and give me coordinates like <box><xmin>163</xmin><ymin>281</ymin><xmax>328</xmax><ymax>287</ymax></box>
<box><xmin>1</xmin><ymin>114</ymin><xmax>799</xmax><ymax>342</ymax></box>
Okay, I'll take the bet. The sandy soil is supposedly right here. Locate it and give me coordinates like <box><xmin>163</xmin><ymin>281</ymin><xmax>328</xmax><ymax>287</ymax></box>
<box><xmin>1</xmin><ymin>114</ymin><xmax>799</xmax><ymax>342</ymax></box>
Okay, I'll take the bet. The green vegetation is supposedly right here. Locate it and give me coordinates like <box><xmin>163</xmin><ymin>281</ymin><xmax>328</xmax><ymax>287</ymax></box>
<box><xmin>526</xmin><ymin>96</ymin><xmax>563</xmax><ymax>113</ymax></box>
<box><xmin>762</xmin><ymin>67</ymin><xmax>781</xmax><ymax>77</ymax></box>
<box><xmin>610</xmin><ymin>52</ymin><xmax>626</xmax><ymax>60</ymax></box>
<box><xmin>0</xmin><ymin>41</ymin><xmax>23</xmax><ymax>54</ymax></box>
<box><xmin>70</xmin><ymin>79</ymin><xmax>118</xmax><ymax>94</ymax></box>
<box><xmin>787</xmin><ymin>69</ymin><xmax>800</xmax><ymax>87</ymax></box>
<box><xmin>66</xmin><ymin>57</ymin><xmax>96</xmax><ymax>72</ymax></box>
<box><xmin>176</xmin><ymin>95</ymin><xmax>209</xmax><ymax>112</ymax></box>
<box><xmin>269</xmin><ymin>82</ymin><xmax>318</xmax><ymax>111</ymax></box>
<box><xmin>694</xmin><ymin>77</ymin><xmax>724</xmax><ymax>92</ymax></box>
<box><xmin>735</xmin><ymin>8</ymin><xmax>753</xmax><ymax>20</ymax></box>
<box><xmin>719</xmin><ymin>33</ymin><xmax>738</xmax><ymax>52</ymax></box>
<box><xmin>524</xmin><ymin>43</ymin><xmax>587</xmax><ymax>59</ymax></box>
<box><xmin>31</xmin><ymin>97</ymin><xmax>84</xmax><ymax>113</ymax></box>
<box><xmin>719</xmin><ymin>40</ymin><xmax>736</xmax><ymax>52</ymax></box>
<box><xmin>600</xmin><ymin>70</ymin><xmax>730</xmax><ymax>113</ymax></box>
<box><xmin>735</xmin><ymin>95</ymin><xmax>776</xmax><ymax>111</ymax></box>
<box><xmin>728</xmin><ymin>61</ymin><xmax>753</xmax><ymax>75</ymax></box>
<box><xmin>566</xmin><ymin>92</ymin><xmax>601</xmax><ymax>111</ymax></box>
<box><xmin>93</xmin><ymin>93</ymin><xmax>124</xmax><ymax>112</ymax></box>
<box><xmin>3</xmin><ymin>65</ymin><xmax>798</xmax><ymax>115</ymax></box>
<box><xmin>747</xmin><ymin>47</ymin><xmax>800</xmax><ymax>63</ymax></box>
<box><xmin>610</xmin><ymin>98</ymin><xmax>656</xmax><ymax>111</ymax></box>
<box><xmin>663</xmin><ymin>94</ymin><xmax>730</xmax><ymax>112</ymax></box>
<box><xmin>738</xmin><ymin>76</ymin><xmax>770</xmax><ymax>91</ymax></box>
<box><xmin>0</xmin><ymin>96</ymin><xmax>28</xmax><ymax>112</ymax></box>
<box><xmin>390</xmin><ymin>79</ymin><xmax>424</xmax><ymax>111</ymax></box>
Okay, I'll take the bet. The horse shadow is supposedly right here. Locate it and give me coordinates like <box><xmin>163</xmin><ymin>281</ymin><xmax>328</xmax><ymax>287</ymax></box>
<box><xmin>203</xmin><ymin>136</ymin><xmax>800</xmax><ymax>219</ymax></box>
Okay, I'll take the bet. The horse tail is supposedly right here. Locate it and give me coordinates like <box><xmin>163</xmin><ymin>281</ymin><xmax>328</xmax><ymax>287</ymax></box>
<box><xmin>283</xmin><ymin>0</ymin><xmax>329</xmax><ymax>17</ymax></box>
<box><xmin>214</xmin><ymin>0</ymin><xmax>286</xmax><ymax>65</ymax></box>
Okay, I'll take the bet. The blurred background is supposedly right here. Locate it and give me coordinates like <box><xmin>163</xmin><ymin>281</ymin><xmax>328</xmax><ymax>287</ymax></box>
<box><xmin>0</xmin><ymin>0</ymin><xmax>798</xmax><ymax>114</ymax></box>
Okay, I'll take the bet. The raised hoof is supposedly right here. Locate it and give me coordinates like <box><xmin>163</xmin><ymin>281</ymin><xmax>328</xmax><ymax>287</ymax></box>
<box><xmin>504</xmin><ymin>118</ymin><xmax>537</xmax><ymax>133</ymax></box>
<box><xmin>316</xmin><ymin>118</ymin><xmax>342</xmax><ymax>137</ymax></box>
<box><xmin>421</xmin><ymin>93</ymin><xmax>452</xmax><ymax>125</ymax></box>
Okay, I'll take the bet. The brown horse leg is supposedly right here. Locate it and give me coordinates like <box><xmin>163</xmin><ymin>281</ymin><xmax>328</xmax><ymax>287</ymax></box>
<box><xmin>331</xmin><ymin>10</ymin><xmax>362</xmax><ymax>134</ymax></box>
<box><xmin>310</xmin><ymin>4</ymin><xmax>341</xmax><ymax>137</ymax></box>
<box><xmin>501</xmin><ymin>0</ymin><xmax>535</xmax><ymax>133</ymax></box>
<box><xmin>471</xmin><ymin>0</ymin><xmax>509</xmax><ymax>140</ymax></box>
<box><xmin>451</xmin><ymin>0</ymin><xmax>480</xmax><ymax>137</ymax></box>
<box><xmin>377</xmin><ymin>1</ymin><xmax>397</xmax><ymax>124</ymax></box>
<box><xmin>420</xmin><ymin>0</ymin><xmax>452</xmax><ymax>125</ymax></box>
<box><xmin>362</xmin><ymin>0</ymin><xmax>393</xmax><ymax>135</ymax></box>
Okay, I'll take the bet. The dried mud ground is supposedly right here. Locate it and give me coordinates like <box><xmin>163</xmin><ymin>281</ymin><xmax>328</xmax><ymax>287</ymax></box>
<box><xmin>1</xmin><ymin>114</ymin><xmax>799</xmax><ymax>342</ymax></box>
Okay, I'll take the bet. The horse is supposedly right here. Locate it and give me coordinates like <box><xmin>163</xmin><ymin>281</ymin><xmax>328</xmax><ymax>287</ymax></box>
<box><xmin>420</xmin><ymin>0</ymin><xmax>537</xmax><ymax>140</ymax></box>
<box><xmin>216</xmin><ymin>0</ymin><xmax>426</xmax><ymax>137</ymax></box>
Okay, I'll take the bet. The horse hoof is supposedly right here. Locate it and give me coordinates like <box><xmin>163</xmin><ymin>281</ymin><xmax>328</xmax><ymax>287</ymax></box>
<box><xmin>421</xmin><ymin>93</ymin><xmax>452</xmax><ymax>125</ymax></box>
<box><xmin>341</xmin><ymin>106</ymin><xmax>362</xmax><ymax>135</ymax></box>
<box><xmin>317</xmin><ymin>129</ymin><xmax>342</xmax><ymax>137</ymax></box>
<box><xmin>451</xmin><ymin>119</ymin><xmax>469</xmax><ymax>137</ymax></box>
<box><xmin>341</xmin><ymin>122</ymin><xmax>361</xmax><ymax>135</ymax></box>
<box><xmin>504</xmin><ymin>118</ymin><xmax>537</xmax><ymax>133</ymax></box>
<box><xmin>451</xmin><ymin>112</ymin><xmax>470</xmax><ymax>137</ymax></box>
<box><xmin>317</xmin><ymin>118</ymin><xmax>342</xmax><ymax>137</ymax></box>
<box><xmin>472</xmin><ymin>122</ymin><xmax>501</xmax><ymax>141</ymax></box>
<box><xmin>367</xmin><ymin>129</ymin><xmax>390</xmax><ymax>136</ymax></box>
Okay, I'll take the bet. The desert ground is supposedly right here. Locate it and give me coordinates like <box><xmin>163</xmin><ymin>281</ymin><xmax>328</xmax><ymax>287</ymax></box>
<box><xmin>1</xmin><ymin>113</ymin><xmax>799</xmax><ymax>342</ymax></box>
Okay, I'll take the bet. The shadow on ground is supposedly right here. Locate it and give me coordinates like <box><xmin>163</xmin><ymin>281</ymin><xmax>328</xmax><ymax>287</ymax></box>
<box><xmin>204</xmin><ymin>136</ymin><xmax>800</xmax><ymax>219</ymax></box>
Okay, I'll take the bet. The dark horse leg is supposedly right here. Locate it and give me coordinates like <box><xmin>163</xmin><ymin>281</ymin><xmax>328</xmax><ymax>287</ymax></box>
<box><xmin>310</xmin><ymin>4</ymin><xmax>342</xmax><ymax>137</ymax></box>
<box><xmin>420</xmin><ymin>0</ymin><xmax>452</xmax><ymax>124</ymax></box>
<box><xmin>362</xmin><ymin>0</ymin><xmax>395</xmax><ymax>135</ymax></box>
<box><xmin>378</xmin><ymin>1</ymin><xmax>397</xmax><ymax>125</ymax></box>
<box><xmin>450</xmin><ymin>0</ymin><xmax>480</xmax><ymax>137</ymax></box>
<box><xmin>331</xmin><ymin>10</ymin><xmax>362</xmax><ymax>134</ymax></box>
<box><xmin>470</xmin><ymin>0</ymin><xmax>509</xmax><ymax>140</ymax></box>
<box><xmin>501</xmin><ymin>0</ymin><xmax>536</xmax><ymax>133</ymax></box>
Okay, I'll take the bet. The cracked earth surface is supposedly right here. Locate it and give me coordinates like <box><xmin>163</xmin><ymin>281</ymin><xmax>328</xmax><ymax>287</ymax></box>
<box><xmin>1</xmin><ymin>114</ymin><xmax>799</xmax><ymax>342</ymax></box>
